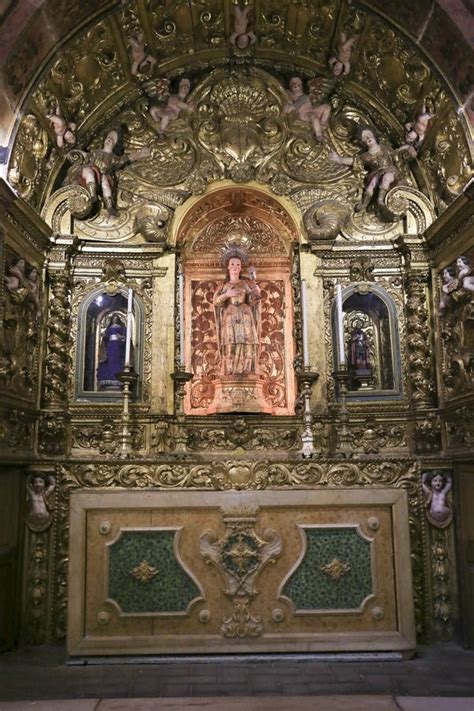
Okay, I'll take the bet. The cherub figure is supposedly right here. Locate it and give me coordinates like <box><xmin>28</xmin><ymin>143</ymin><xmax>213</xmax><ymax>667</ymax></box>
<box><xmin>230</xmin><ymin>2</ymin><xmax>257</xmax><ymax>50</ymax></box>
<box><xmin>284</xmin><ymin>77</ymin><xmax>331</xmax><ymax>142</ymax></box>
<box><xmin>438</xmin><ymin>266</ymin><xmax>457</xmax><ymax>315</ymax></box>
<box><xmin>150</xmin><ymin>78</ymin><xmax>196</xmax><ymax>136</ymax></box>
<box><xmin>456</xmin><ymin>255</ymin><xmax>474</xmax><ymax>292</ymax></box>
<box><xmin>26</xmin><ymin>473</ymin><xmax>56</xmax><ymax>532</ymax></box>
<box><xmin>128</xmin><ymin>32</ymin><xmax>157</xmax><ymax>76</ymax></box>
<box><xmin>401</xmin><ymin>102</ymin><xmax>435</xmax><ymax>153</ymax></box>
<box><xmin>329</xmin><ymin>124</ymin><xmax>402</xmax><ymax>212</ymax></box>
<box><xmin>5</xmin><ymin>257</ymin><xmax>27</xmax><ymax>293</ymax></box>
<box><xmin>422</xmin><ymin>471</ymin><xmax>452</xmax><ymax>528</ymax></box>
<box><xmin>328</xmin><ymin>32</ymin><xmax>358</xmax><ymax>78</ymax></box>
<box><xmin>67</xmin><ymin>125</ymin><xmax>150</xmax><ymax>216</ymax></box>
<box><xmin>26</xmin><ymin>266</ymin><xmax>42</xmax><ymax>318</ymax></box>
<box><xmin>46</xmin><ymin>105</ymin><xmax>76</xmax><ymax>149</ymax></box>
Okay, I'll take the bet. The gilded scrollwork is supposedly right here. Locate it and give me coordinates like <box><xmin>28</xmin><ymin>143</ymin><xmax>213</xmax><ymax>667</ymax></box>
<box><xmin>443</xmin><ymin>405</ymin><xmax>474</xmax><ymax>451</ymax></box>
<box><xmin>8</xmin><ymin>114</ymin><xmax>48</xmax><ymax>206</ymax></box>
<box><xmin>430</xmin><ymin>529</ymin><xmax>454</xmax><ymax>639</ymax></box>
<box><xmin>0</xmin><ymin>410</ymin><xmax>33</xmax><ymax>452</ymax></box>
<box><xmin>24</xmin><ymin>533</ymin><xmax>49</xmax><ymax>644</ymax></box>
<box><xmin>39</xmin><ymin>412</ymin><xmax>70</xmax><ymax>456</ymax></box>
<box><xmin>187</xmin><ymin>418</ymin><xmax>298</xmax><ymax>452</ymax></box>
<box><xmin>350</xmin><ymin>419</ymin><xmax>406</xmax><ymax>455</ymax></box>
<box><xmin>414</xmin><ymin>412</ymin><xmax>442</xmax><ymax>455</ymax></box>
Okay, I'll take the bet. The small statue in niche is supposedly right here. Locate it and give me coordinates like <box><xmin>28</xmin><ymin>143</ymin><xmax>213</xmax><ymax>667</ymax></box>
<box><xmin>349</xmin><ymin>324</ymin><xmax>371</xmax><ymax>370</ymax></box>
<box><xmin>128</xmin><ymin>32</ymin><xmax>157</xmax><ymax>75</ymax></box>
<box><xmin>401</xmin><ymin>101</ymin><xmax>435</xmax><ymax>154</ymax></box>
<box><xmin>47</xmin><ymin>105</ymin><xmax>76</xmax><ymax>149</ymax></box>
<box><xmin>456</xmin><ymin>255</ymin><xmax>474</xmax><ymax>292</ymax></box>
<box><xmin>150</xmin><ymin>78</ymin><xmax>196</xmax><ymax>136</ymax></box>
<box><xmin>439</xmin><ymin>266</ymin><xmax>457</xmax><ymax>315</ymax></box>
<box><xmin>329</xmin><ymin>124</ymin><xmax>402</xmax><ymax>213</ymax></box>
<box><xmin>97</xmin><ymin>313</ymin><xmax>128</xmax><ymax>390</ymax></box>
<box><xmin>213</xmin><ymin>245</ymin><xmax>261</xmax><ymax>376</ymax></box>
<box><xmin>328</xmin><ymin>32</ymin><xmax>358</xmax><ymax>78</ymax></box>
<box><xmin>230</xmin><ymin>2</ymin><xmax>257</xmax><ymax>49</ymax></box>
<box><xmin>26</xmin><ymin>473</ymin><xmax>55</xmax><ymax>532</ymax></box>
<box><xmin>67</xmin><ymin>125</ymin><xmax>150</xmax><ymax>216</ymax></box>
<box><xmin>422</xmin><ymin>471</ymin><xmax>453</xmax><ymax>528</ymax></box>
<box><xmin>284</xmin><ymin>77</ymin><xmax>331</xmax><ymax>142</ymax></box>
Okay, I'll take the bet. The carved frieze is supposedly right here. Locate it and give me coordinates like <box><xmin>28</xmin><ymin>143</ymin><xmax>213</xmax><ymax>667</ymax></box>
<box><xmin>188</xmin><ymin>418</ymin><xmax>298</xmax><ymax>452</ymax></box>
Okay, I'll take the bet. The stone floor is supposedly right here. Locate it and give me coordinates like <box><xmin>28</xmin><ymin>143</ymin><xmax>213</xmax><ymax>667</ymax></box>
<box><xmin>1</xmin><ymin>698</ymin><xmax>474</xmax><ymax>710</ymax></box>
<box><xmin>0</xmin><ymin>643</ymin><xmax>473</xmax><ymax>710</ymax></box>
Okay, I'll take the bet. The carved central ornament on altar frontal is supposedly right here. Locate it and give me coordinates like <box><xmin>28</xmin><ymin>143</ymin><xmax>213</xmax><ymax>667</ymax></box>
<box><xmin>179</xmin><ymin>187</ymin><xmax>297</xmax><ymax>416</ymax></box>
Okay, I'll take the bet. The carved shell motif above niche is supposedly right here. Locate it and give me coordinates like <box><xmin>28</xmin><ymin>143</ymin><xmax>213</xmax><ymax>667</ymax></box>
<box><xmin>177</xmin><ymin>187</ymin><xmax>298</xmax><ymax>259</ymax></box>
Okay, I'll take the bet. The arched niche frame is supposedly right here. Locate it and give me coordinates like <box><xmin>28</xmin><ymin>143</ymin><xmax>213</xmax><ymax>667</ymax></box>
<box><xmin>174</xmin><ymin>184</ymin><xmax>300</xmax><ymax>416</ymax></box>
<box><xmin>75</xmin><ymin>286</ymin><xmax>145</xmax><ymax>401</ymax></box>
<box><xmin>332</xmin><ymin>284</ymin><xmax>403</xmax><ymax>401</ymax></box>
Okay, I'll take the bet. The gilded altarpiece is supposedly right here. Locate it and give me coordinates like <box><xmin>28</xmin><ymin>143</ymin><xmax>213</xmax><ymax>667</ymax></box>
<box><xmin>1</xmin><ymin>0</ymin><xmax>472</xmax><ymax>655</ymax></box>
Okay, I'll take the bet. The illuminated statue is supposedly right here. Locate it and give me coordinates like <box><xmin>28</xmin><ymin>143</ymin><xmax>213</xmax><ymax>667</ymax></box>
<box><xmin>213</xmin><ymin>245</ymin><xmax>261</xmax><ymax>376</ymax></box>
<box><xmin>97</xmin><ymin>313</ymin><xmax>127</xmax><ymax>390</ymax></box>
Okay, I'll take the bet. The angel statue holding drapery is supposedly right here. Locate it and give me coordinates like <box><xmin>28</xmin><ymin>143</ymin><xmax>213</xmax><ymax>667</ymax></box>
<box><xmin>213</xmin><ymin>244</ymin><xmax>261</xmax><ymax>377</ymax></box>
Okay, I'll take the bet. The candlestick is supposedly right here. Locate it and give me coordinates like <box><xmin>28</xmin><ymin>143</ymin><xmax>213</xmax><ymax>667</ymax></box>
<box><xmin>301</xmin><ymin>279</ymin><xmax>310</xmax><ymax>367</ymax></box>
<box><xmin>178</xmin><ymin>270</ymin><xmax>185</xmax><ymax>367</ymax></box>
<box><xmin>124</xmin><ymin>288</ymin><xmax>133</xmax><ymax>367</ymax></box>
<box><xmin>336</xmin><ymin>284</ymin><xmax>345</xmax><ymax>367</ymax></box>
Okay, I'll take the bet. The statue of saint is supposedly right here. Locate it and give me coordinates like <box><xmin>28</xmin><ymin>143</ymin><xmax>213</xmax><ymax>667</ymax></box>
<box><xmin>349</xmin><ymin>325</ymin><xmax>370</xmax><ymax>370</ymax></box>
<box><xmin>97</xmin><ymin>313</ymin><xmax>127</xmax><ymax>390</ymax></box>
<box><xmin>67</xmin><ymin>125</ymin><xmax>150</xmax><ymax>216</ymax></box>
<box><xmin>213</xmin><ymin>245</ymin><xmax>261</xmax><ymax>376</ymax></box>
<box><xmin>329</xmin><ymin>124</ymin><xmax>402</xmax><ymax>212</ymax></box>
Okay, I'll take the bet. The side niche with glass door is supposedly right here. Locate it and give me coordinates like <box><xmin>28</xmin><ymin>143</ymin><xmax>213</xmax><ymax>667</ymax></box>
<box><xmin>332</xmin><ymin>284</ymin><xmax>403</xmax><ymax>400</ymax></box>
<box><xmin>75</xmin><ymin>288</ymin><xmax>144</xmax><ymax>400</ymax></box>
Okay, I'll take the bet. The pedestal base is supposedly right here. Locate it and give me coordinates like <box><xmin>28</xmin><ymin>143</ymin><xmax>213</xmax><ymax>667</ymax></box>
<box><xmin>209</xmin><ymin>374</ymin><xmax>273</xmax><ymax>414</ymax></box>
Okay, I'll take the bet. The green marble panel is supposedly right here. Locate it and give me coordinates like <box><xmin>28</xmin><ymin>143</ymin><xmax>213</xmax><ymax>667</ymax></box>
<box><xmin>283</xmin><ymin>526</ymin><xmax>373</xmax><ymax>611</ymax></box>
<box><xmin>108</xmin><ymin>530</ymin><xmax>200</xmax><ymax>614</ymax></box>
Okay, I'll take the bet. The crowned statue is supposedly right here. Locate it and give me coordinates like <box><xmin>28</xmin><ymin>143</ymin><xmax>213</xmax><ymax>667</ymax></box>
<box><xmin>209</xmin><ymin>244</ymin><xmax>272</xmax><ymax>414</ymax></box>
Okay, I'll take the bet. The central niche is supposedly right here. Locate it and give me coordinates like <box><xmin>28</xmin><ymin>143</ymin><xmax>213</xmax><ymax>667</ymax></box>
<box><xmin>177</xmin><ymin>186</ymin><xmax>298</xmax><ymax>416</ymax></box>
